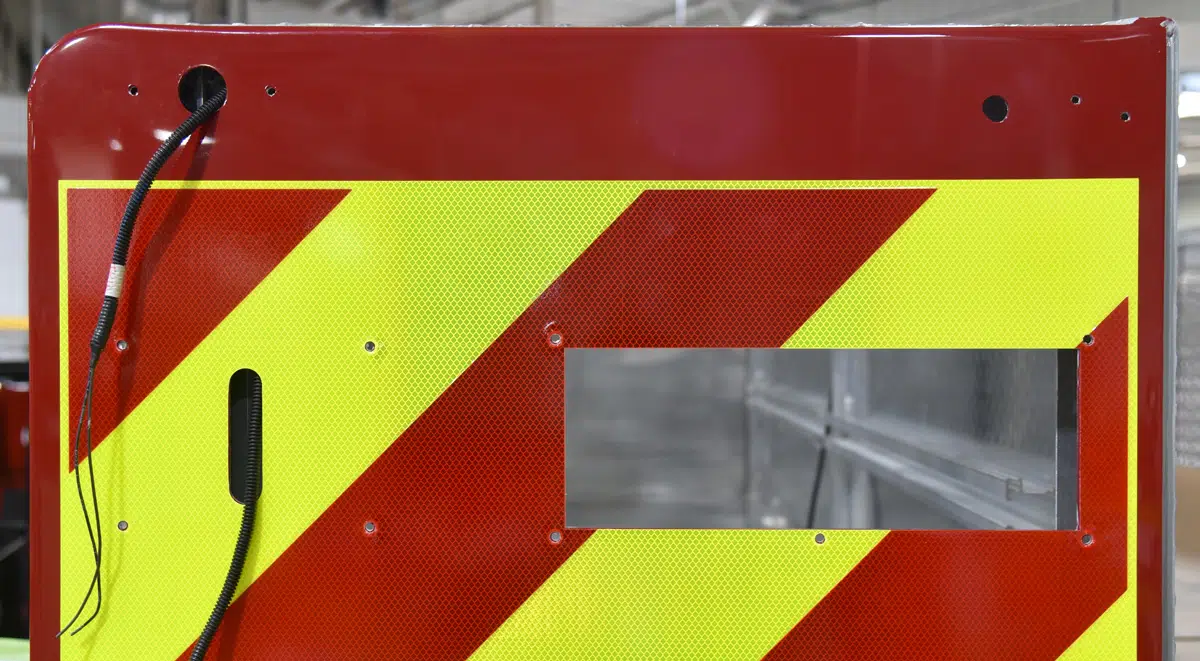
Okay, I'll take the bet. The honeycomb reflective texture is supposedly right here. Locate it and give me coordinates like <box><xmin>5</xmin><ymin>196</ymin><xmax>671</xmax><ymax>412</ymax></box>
<box><xmin>64</xmin><ymin>188</ymin><xmax>350</xmax><ymax>464</ymax></box>
<box><xmin>784</xmin><ymin>179</ymin><xmax>1139</xmax><ymax>350</ymax></box>
<box><xmin>131</xmin><ymin>186</ymin><xmax>928</xmax><ymax>661</ymax></box>
<box><xmin>55</xmin><ymin>182</ymin><xmax>1138</xmax><ymax>661</ymax></box>
<box><xmin>765</xmin><ymin>301</ymin><xmax>1130</xmax><ymax>661</ymax></box>
<box><xmin>30</xmin><ymin>23</ymin><xmax>1168</xmax><ymax>660</ymax></box>
<box><xmin>61</xmin><ymin>181</ymin><xmax>653</xmax><ymax>661</ymax></box>
<box><xmin>469</xmin><ymin>528</ymin><xmax>887</xmax><ymax>660</ymax></box>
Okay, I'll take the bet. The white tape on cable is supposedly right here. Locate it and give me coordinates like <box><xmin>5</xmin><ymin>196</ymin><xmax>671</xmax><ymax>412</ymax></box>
<box><xmin>104</xmin><ymin>264</ymin><xmax>126</xmax><ymax>299</ymax></box>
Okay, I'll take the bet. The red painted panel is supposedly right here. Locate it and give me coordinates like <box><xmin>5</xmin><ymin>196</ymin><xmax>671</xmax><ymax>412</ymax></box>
<box><xmin>765</xmin><ymin>301</ymin><xmax>1129</xmax><ymax>660</ymax></box>
<box><xmin>175</xmin><ymin>188</ymin><xmax>931</xmax><ymax>660</ymax></box>
<box><xmin>27</xmin><ymin>22</ymin><xmax>1170</xmax><ymax>660</ymax></box>
<box><xmin>0</xmin><ymin>386</ymin><xmax>28</xmax><ymax>490</ymax></box>
<box><xmin>64</xmin><ymin>188</ymin><xmax>348</xmax><ymax>465</ymax></box>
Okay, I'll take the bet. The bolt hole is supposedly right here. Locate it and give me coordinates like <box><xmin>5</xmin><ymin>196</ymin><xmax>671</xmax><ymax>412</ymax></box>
<box><xmin>178</xmin><ymin>65</ymin><xmax>227</xmax><ymax>112</ymax></box>
<box><xmin>814</xmin><ymin>533</ymin><xmax>826</xmax><ymax>545</ymax></box>
<box><xmin>1081</xmin><ymin>533</ymin><xmax>1094</xmax><ymax>546</ymax></box>
<box><xmin>549</xmin><ymin>530</ymin><xmax>562</xmax><ymax>544</ymax></box>
<box><xmin>364</xmin><ymin>341</ymin><xmax>376</xmax><ymax>353</ymax></box>
<box><xmin>127</xmin><ymin>84</ymin><xmax>138</xmax><ymax>97</ymax></box>
<box><xmin>115</xmin><ymin>339</ymin><xmax>128</xmax><ymax>352</ymax></box>
<box><xmin>1082</xmin><ymin>334</ymin><xmax>1095</xmax><ymax>346</ymax></box>
<box><xmin>265</xmin><ymin>86</ymin><xmax>277</xmax><ymax>97</ymax></box>
<box><xmin>982</xmin><ymin>95</ymin><xmax>1008</xmax><ymax>123</ymax></box>
<box><xmin>1070</xmin><ymin>95</ymin><xmax>1081</xmax><ymax>105</ymax></box>
<box><xmin>1121</xmin><ymin>111</ymin><xmax>1131</xmax><ymax>122</ymax></box>
<box><xmin>364</xmin><ymin>521</ymin><xmax>377</xmax><ymax>535</ymax></box>
<box><xmin>117</xmin><ymin>520</ymin><xmax>128</xmax><ymax>531</ymax></box>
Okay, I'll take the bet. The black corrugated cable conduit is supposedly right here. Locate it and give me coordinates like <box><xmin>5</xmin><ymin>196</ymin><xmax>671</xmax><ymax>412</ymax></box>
<box><xmin>61</xmin><ymin>83</ymin><xmax>259</xmax><ymax>660</ymax></box>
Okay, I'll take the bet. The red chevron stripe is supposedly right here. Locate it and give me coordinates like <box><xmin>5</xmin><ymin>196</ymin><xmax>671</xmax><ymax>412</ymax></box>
<box><xmin>764</xmin><ymin>301</ymin><xmax>1128</xmax><ymax>660</ymax></box>
<box><xmin>65</xmin><ymin>188</ymin><xmax>349</xmax><ymax>466</ymax></box>
<box><xmin>175</xmin><ymin>187</ymin><xmax>933</xmax><ymax>660</ymax></box>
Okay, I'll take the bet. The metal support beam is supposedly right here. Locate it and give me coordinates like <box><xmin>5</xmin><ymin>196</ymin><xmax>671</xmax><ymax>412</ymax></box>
<box><xmin>5</xmin><ymin>23</ymin><xmax>18</xmax><ymax>92</ymax></box>
<box><xmin>533</xmin><ymin>0</ymin><xmax>552</xmax><ymax>25</ymax></box>
<box><xmin>230</xmin><ymin>0</ymin><xmax>249</xmax><ymax>22</ymax></box>
<box><xmin>192</xmin><ymin>0</ymin><xmax>227</xmax><ymax>22</ymax></box>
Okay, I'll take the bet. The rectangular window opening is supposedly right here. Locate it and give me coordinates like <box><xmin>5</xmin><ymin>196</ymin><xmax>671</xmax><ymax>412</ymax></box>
<box><xmin>565</xmin><ymin>348</ymin><xmax>1078</xmax><ymax>531</ymax></box>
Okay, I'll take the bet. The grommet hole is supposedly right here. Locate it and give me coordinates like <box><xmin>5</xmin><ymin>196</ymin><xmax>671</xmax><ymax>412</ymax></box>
<box><xmin>178</xmin><ymin>65</ymin><xmax>227</xmax><ymax>112</ymax></box>
<box><xmin>982</xmin><ymin>95</ymin><xmax>1008</xmax><ymax>123</ymax></box>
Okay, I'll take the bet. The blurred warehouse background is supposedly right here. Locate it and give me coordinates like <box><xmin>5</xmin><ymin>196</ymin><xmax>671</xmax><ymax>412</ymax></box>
<box><xmin>0</xmin><ymin>0</ymin><xmax>1197</xmax><ymax>652</ymax></box>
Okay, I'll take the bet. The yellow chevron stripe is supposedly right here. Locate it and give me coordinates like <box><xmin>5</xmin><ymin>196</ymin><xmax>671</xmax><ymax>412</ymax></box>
<box><xmin>471</xmin><ymin>179</ymin><xmax>1138</xmax><ymax>660</ymax></box>
<box><xmin>469</xmin><ymin>529</ymin><xmax>886</xmax><ymax>660</ymax></box>
<box><xmin>57</xmin><ymin>179</ymin><xmax>1139</xmax><ymax>660</ymax></box>
<box><xmin>59</xmin><ymin>179</ymin><xmax>906</xmax><ymax>660</ymax></box>
<box><xmin>1057</xmin><ymin>591</ymin><xmax>1137</xmax><ymax>659</ymax></box>
<box><xmin>784</xmin><ymin>179</ymin><xmax>1138</xmax><ymax>350</ymax></box>
<box><xmin>784</xmin><ymin>179</ymin><xmax>1139</xmax><ymax>659</ymax></box>
<box><xmin>57</xmin><ymin>181</ymin><xmax>644</xmax><ymax>660</ymax></box>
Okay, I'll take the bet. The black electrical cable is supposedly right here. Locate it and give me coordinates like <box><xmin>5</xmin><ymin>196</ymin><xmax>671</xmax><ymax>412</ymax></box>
<box><xmin>191</xmin><ymin>373</ymin><xmax>259</xmax><ymax>661</ymax></box>
<box><xmin>805</xmin><ymin>445</ymin><xmax>827</xmax><ymax>529</ymax></box>
<box><xmin>56</xmin><ymin>363</ymin><xmax>99</xmax><ymax>637</ymax></box>
<box><xmin>58</xmin><ymin>87</ymin><xmax>228</xmax><ymax>638</ymax></box>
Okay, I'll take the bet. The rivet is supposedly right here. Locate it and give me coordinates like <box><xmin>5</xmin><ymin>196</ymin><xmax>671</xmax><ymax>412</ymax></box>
<box><xmin>117</xmin><ymin>520</ymin><xmax>128</xmax><ymax>531</ymax></box>
<box><xmin>814</xmin><ymin>533</ymin><xmax>826</xmax><ymax>545</ymax></box>
<box><xmin>548</xmin><ymin>530</ymin><xmax>562</xmax><ymax>544</ymax></box>
<box><xmin>364</xmin><ymin>341</ymin><xmax>376</xmax><ymax>353</ymax></box>
<box><xmin>364</xmin><ymin>521</ymin><xmax>377</xmax><ymax>534</ymax></box>
<box><xmin>116</xmin><ymin>339</ymin><xmax>128</xmax><ymax>352</ymax></box>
